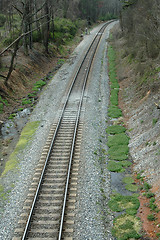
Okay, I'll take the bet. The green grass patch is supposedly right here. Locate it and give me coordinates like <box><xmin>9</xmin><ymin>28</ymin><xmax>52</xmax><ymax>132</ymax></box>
<box><xmin>152</xmin><ymin>118</ymin><xmax>158</xmax><ymax>126</ymax></box>
<box><xmin>0</xmin><ymin>184</ymin><xmax>6</xmax><ymax>200</ymax></box>
<box><xmin>106</xmin><ymin>125</ymin><xmax>126</xmax><ymax>135</ymax></box>
<box><xmin>2</xmin><ymin>121</ymin><xmax>40</xmax><ymax>176</ymax></box>
<box><xmin>34</xmin><ymin>80</ymin><xmax>46</xmax><ymax>89</ymax></box>
<box><xmin>108</xmin><ymin>105</ymin><xmax>122</xmax><ymax>118</ymax></box>
<box><xmin>109</xmin><ymin>71</ymin><xmax>117</xmax><ymax>82</ymax></box>
<box><xmin>0</xmin><ymin>96</ymin><xmax>8</xmax><ymax>113</ymax></box>
<box><xmin>107</xmin><ymin>133</ymin><xmax>130</xmax><ymax>147</ymax></box>
<box><xmin>110</xmin><ymin>88</ymin><xmax>119</xmax><ymax>106</ymax></box>
<box><xmin>28</xmin><ymin>93</ymin><xmax>36</xmax><ymax>98</ymax></box>
<box><xmin>107</xmin><ymin>160</ymin><xmax>125</xmax><ymax>173</ymax></box>
<box><xmin>110</xmin><ymin>82</ymin><xmax>119</xmax><ymax>89</ymax></box>
<box><xmin>125</xmin><ymin>184</ymin><xmax>139</xmax><ymax>192</ymax></box>
<box><xmin>9</xmin><ymin>113</ymin><xmax>16</xmax><ymax>119</ymax></box>
<box><xmin>108</xmin><ymin>193</ymin><xmax>140</xmax><ymax>213</ymax></box>
<box><xmin>0</xmin><ymin>103</ymin><xmax>3</xmax><ymax>113</ymax></box>
<box><xmin>31</xmin><ymin>80</ymin><xmax>46</xmax><ymax>93</ymax></box>
<box><xmin>112</xmin><ymin>214</ymin><xmax>141</xmax><ymax>240</ymax></box>
<box><xmin>123</xmin><ymin>176</ymin><xmax>134</xmax><ymax>184</ymax></box>
<box><xmin>57</xmin><ymin>58</ymin><xmax>65</xmax><ymax>65</ymax></box>
<box><xmin>0</xmin><ymin>96</ymin><xmax>8</xmax><ymax>105</ymax></box>
<box><xmin>18</xmin><ymin>108</ymin><xmax>24</xmax><ymax>111</ymax></box>
<box><xmin>108</xmin><ymin>45</ymin><xmax>116</xmax><ymax>62</ymax></box>
<box><xmin>22</xmin><ymin>98</ymin><xmax>32</xmax><ymax>105</ymax></box>
<box><xmin>121</xmin><ymin>160</ymin><xmax>132</xmax><ymax>168</ymax></box>
<box><xmin>108</xmin><ymin>145</ymin><xmax>129</xmax><ymax>160</ymax></box>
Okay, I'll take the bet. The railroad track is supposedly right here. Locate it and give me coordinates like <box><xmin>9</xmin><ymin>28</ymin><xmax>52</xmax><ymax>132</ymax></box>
<box><xmin>13</xmin><ymin>22</ymin><xmax>111</xmax><ymax>240</ymax></box>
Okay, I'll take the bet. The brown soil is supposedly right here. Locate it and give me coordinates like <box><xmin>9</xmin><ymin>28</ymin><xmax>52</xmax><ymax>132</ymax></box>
<box><xmin>138</xmin><ymin>194</ymin><xmax>160</xmax><ymax>239</ymax></box>
<box><xmin>0</xmin><ymin>50</ymin><xmax>55</xmax><ymax>122</ymax></box>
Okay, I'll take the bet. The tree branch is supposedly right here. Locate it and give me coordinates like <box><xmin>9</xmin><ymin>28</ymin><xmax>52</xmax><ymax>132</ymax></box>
<box><xmin>0</xmin><ymin>18</ymin><xmax>53</xmax><ymax>56</ymax></box>
<box><xmin>12</xmin><ymin>5</ymin><xmax>23</xmax><ymax>15</ymax></box>
<box><xmin>0</xmin><ymin>74</ymin><xmax>6</xmax><ymax>79</ymax></box>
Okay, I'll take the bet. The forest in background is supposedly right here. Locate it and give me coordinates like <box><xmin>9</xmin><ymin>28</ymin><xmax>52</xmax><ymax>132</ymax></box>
<box><xmin>0</xmin><ymin>0</ymin><xmax>121</xmax><ymax>119</ymax></box>
<box><xmin>0</xmin><ymin>0</ymin><xmax>120</xmax><ymax>84</ymax></box>
<box><xmin>118</xmin><ymin>0</ymin><xmax>160</xmax><ymax>93</ymax></box>
<box><xmin>1</xmin><ymin>0</ymin><xmax>160</xmax><ymax>118</ymax></box>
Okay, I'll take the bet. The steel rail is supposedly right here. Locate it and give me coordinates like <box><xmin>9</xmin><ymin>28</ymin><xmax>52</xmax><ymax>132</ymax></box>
<box><xmin>22</xmin><ymin>21</ymin><xmax>111</xmax><ymax>240</ymax></box>
<box><xmin>57</xmin><ymin>22</ymin><xmax>108</xmax><ymax>240</ymax></box>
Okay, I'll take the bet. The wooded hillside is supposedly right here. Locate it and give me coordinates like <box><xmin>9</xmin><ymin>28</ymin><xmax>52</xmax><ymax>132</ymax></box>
<box><xmin>116</xmin><ymin>0</ymin><xmax>160</xmax><ymax>93</ymax></box>
<box><xmin>120</xmin><ymin>0</ymin><xmax>160</xmax><ymax>60</ymax></box>
<box><xmin>0</xmin><ymin>0</ymin><xmax>121</xmax><ymax>120</ymax></box>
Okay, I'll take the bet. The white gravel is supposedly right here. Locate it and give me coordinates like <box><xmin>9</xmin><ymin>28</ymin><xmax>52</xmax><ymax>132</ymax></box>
<box><xmin>0</xmin><ymin>22</ymin><xmax>117</xmax><ymax>240</ymax></box>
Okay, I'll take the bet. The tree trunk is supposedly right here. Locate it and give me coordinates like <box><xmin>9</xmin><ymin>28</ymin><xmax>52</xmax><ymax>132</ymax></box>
<box><xmin>5</xmin><ymin>38</ymin><xmax>20</xmax><ymax>87</ymax></box>
<box><xmin>43</xmin><ymin>0</ymin><xmax>50</xmax><ymax>54</ymax></box>
<box><xmin>34</xmin><ymin>0</ymin><xmax>42</xmax><ymax>42</ymax></box>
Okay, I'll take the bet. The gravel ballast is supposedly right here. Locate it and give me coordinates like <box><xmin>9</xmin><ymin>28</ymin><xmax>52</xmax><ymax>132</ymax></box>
<box><xmin>0</xmin><ymin>22</ymin><xmax>116</xmax><ymax>240</ymax></box>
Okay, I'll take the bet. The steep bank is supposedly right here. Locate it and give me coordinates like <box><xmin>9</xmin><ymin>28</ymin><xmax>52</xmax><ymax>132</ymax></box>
<box><xmin>0</xmin><ymin>33</ymin><xmax>83</xmax><ymax>176</ymax></box>
<box><xmin>111</xmin><ymin>23</ymin><xmax>160</xmax><ymax>239</ymax></box>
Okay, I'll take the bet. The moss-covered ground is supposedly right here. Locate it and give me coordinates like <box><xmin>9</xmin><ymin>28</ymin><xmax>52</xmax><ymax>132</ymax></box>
<box><xmin>2</xmin><ymin>121</ymin><xmax>40</xmax><ymax>177</ymax></box>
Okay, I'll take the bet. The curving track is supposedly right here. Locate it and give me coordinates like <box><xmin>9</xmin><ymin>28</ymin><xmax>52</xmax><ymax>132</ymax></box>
<box><xmin>13</xmin><ymin>22</ymin><xmax>112</xmax><ymax>240</ymax></box>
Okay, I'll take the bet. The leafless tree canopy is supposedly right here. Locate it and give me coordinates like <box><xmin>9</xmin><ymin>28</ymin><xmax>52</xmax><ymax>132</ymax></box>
<box><xmin>0</xmin><ymin>0</ymin><xmax>121</xmax><ymax>85</ymax></box>
<box><xmin>120</xmin><ymin>0</ymin><xmax>160</xmax><ymax>59</ymax></box>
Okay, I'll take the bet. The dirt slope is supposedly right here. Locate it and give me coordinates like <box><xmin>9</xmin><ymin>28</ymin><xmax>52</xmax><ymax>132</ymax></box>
<box><xmin>112</xmin><ymin>23</ymin><xmax>160</xmax><ymax>239</ymax></box>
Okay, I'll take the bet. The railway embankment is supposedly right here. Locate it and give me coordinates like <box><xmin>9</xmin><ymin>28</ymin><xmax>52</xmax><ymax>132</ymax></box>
<box><xmin>110</xmin><ymin>22</ymin><xmax>160</xmax><ymax>239</ymax></box>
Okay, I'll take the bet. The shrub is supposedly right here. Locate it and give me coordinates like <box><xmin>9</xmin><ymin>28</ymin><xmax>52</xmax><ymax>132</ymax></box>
<box><xmin>143</xmin><ymin>182</ymin><xmax>152</xmax><ymax>191</ymax></box>
<box><xmin>146</xmin><ymin>192</ymin><xmax>155</xmax><ymax>198</ymax></box>
<box><xmin>54</xmin><ymin>18</ymin><xmax>77</xmax><ymax>45</ymax></box>
<box><xmin>147</xmin><ymin>214</ymin><xmax>155</xmax><ymax>221</ymax></box>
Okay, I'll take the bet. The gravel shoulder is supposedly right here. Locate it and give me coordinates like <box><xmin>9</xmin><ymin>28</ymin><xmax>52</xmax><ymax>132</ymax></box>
<box><xmin>0</xmin><ymin>22</ymin><xmax>116</xmax><ymax>240</ymax></box>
